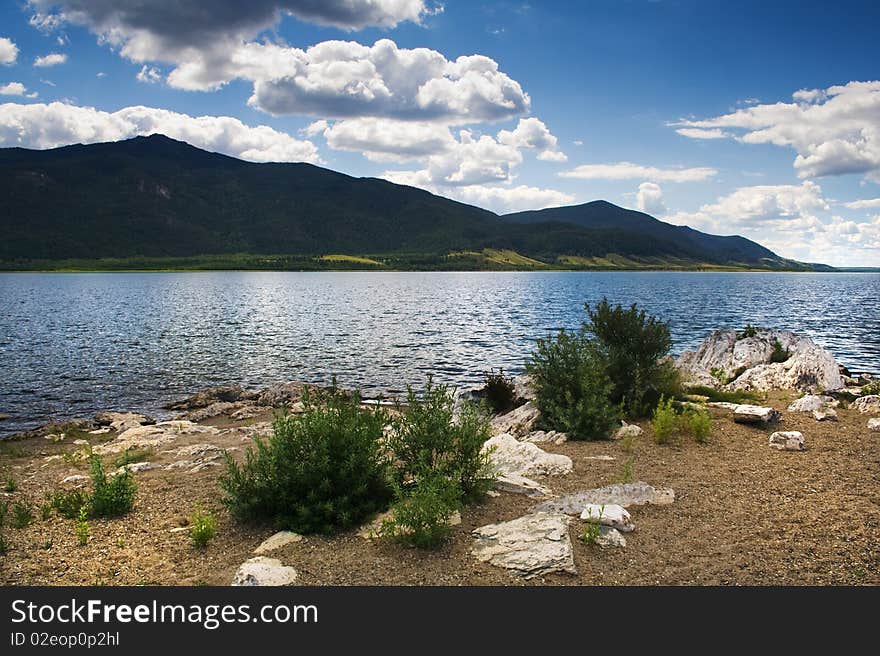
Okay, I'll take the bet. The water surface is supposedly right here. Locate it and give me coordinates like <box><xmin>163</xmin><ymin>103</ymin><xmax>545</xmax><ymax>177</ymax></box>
<box><xmin>1</xmin><ymin>271</ymin><xmax>878</xmax><ymax>436</ymax></box>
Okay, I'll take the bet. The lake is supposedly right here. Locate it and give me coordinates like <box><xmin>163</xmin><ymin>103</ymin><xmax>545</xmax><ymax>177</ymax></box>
<box><xmin>1</xmin><ymin>271</ymin><xmax>878</xmax><ymax>437</ymax></box>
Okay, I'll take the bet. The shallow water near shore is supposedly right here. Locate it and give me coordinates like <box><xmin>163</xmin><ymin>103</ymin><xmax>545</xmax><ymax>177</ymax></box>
<box><xmin>1</xmin><ymin>270</ymin><xmax>878</xmax><ymax>437</ymax></box>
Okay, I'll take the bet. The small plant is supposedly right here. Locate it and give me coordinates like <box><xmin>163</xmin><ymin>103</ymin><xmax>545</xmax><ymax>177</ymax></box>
<box><xmin>112</xmin><ymin>447</ymin><xmax>155</xmax><ymax>469</ymax></box>
<box><xmin>769</xmin><ymin>339</ymin><xmax>790</xmax><ymax>364</ymax></box>
<box><xmin>189</xmin><ymin>506</ymin><xmax>217</xmax><ymax>549</ymax></box>
<box><xmin>3</xmin><ymin>476</ymin><xmax>16</xmax><ymax>493</ymax></box>
<box><xmin>116</xmin><ymin>537</ymin><xmax>126</xmax><ymax>548</ymax></box>
<box><xmin>580</xmin><ymin>507</ymin><xmax>605</xmax><ymax>546</ymax></box>
<box><xmin>0</xmin><ymin>532</ymin><xmax>7</xmax><ymax>555</ymax></box>
<box><xmin>88</xmin><ymin>456</ymin><xmax>136</xmax><ymax>518</ymax></box>
<box><xmin>49</xmin><ymin>489</ymin><xmax>90</xmax><ymax>520</ymax></box>
<box><xmin>381</xmin><ymin>474</ymin><xmax>461</xmax><ymax>549</ymax></box>
<box><xmin>40</xmin><ymin>502</ymin><xmax>52</xmax><ymax>521</ymax></box>
<box><xmin>861</xmin><ymin>380</ymin><xmax>880</xmax><ymax>396</ymax></box>
<box><xmin>616</xmin><ymin>457</ymin><xmax>634</xmax><ymax>484</ymax></box>
<box><xmin>651</xmin><ymin>396</ymin><xmax>678</xmax><ymax>444</ymax></box>
<box><xmin>12</xmin><ymin>501</ymin><xmax>33</xmax><ymax>529</ymax></box>
<box><xmin>482</xmin><ymin>369</ymin><xmax>517</xmax><ymax>414</ymax></box>
<box><xmin>739</xmin><ymin>324</ymin><xmax>759</xmax><ymax>339</ymax></box>
<box><xmin>221</xmin><ymin>386</ymin><xmax>392</xmax><ymax>534</ymax></box>
<box><xmin>43</xmin><ymin>539</ymin><xmax>53</xmax><ymax>550</ymax></box>
<box><xmin>75</xmin><ymin>506</ymin><xmax>90</xmax><ymax>546</ymax></box>
<box><xmin>709</xmin><ymin>367</ymin><xmax>729</xmax><ymax>385</ymax></box>
<box><xmin>0</xmin><ymin>499</ymin><xmax>7</xmax><ymax>528</ymax></box>
<box><xmin>682</xmin><ymin>408</ymin><xmax>713</xmax><ymax>443</ymax></box>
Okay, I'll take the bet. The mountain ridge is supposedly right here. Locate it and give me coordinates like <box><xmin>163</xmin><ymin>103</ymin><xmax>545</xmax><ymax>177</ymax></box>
<box><xmin>0</xmin><ymin>134</ymin><xmax>833</xmax><ymax>271</ymax></box>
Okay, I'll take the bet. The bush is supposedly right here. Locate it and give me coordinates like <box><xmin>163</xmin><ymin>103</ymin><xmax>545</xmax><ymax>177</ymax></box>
<box><xmin>3</xmin><ymin>476</ymin><xmax>16</xmax><ymax>493</ymax></box>
<box><xmin>482</xmin><ymin>369</ymin><xmax>517</xmax><ymax>414</ymax></box>
<box><xmin>585</xmin><ymin>298</ymin><xmax>675</xmax><ymax>417</ymax></box>
<box><xmin>770</xmin><ymin>339</ymin><xmax>790</xmax><ymax>364</ymax></box>
<box><xmin>862</xmin><ymin>380</ymin><xmax>880</xmax><ymax>395</ymax></box>
<box><xmin>49</xmin><ymin>489</ymin><xmax>90</xmax><ymax>520</ymax></box>
<box><xmin>12</xmin><ymin>501</ymin><xmax>33</xmax><ymax>529</ymax></box>
<box><xmin>75</xmin><ymin>506</ymin><xmax>90</xmax><ymax>546</ymax></box>
<box><xmin>682</xmin><ymin>408</ymin><xmax>713</xmax><ymax>443</ymax></box>
<box><xmin>651</xmin><ymin>396</ymin><xmax>678</xmax><ymax>444</ymax></box>
<box><xmin>221</xmin><ymin>387</ymin><xmax>392</xmax><ymax>534</ymax></box>
<box><xmin>526</xmin><ymin>328</ymin><xmax>620</xmax><ymax>440</ymax></box>
<box><xmin>381</xmin><ymin>474</ymin><xmax>461</xmax><ymax>549</ymax></box>
<box><xmin>88</xmin><ymin>456</ymin><xmax>136</xmax><ymax>518</ymax></box>
<box><xmin>190</xmin><ymin>506</ymin><xmax>217</xmax><ymax>549</ymax></box>
<box><xmin>389</xmin><ymin>380</ymin><xmax>494</xmax><ymax>502</ymax></box>
<box><xmin>739</xmin><ymin>324</ymin><xmax>759</xmax><ymax>339</ymax></box>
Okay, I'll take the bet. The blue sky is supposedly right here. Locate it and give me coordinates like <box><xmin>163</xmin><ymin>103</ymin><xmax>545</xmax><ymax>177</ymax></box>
<box><xmin>1</xmin><ymin>0</ymin><xmax>879</xmax><ymax>265</ymax></box>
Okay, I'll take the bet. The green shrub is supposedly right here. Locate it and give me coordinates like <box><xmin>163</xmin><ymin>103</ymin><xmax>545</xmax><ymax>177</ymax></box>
<box><xmin>739</xmin><ymin>324</ymin><xmax>759</xmax><ymax>339</ymax></box>
<box><xmin>616</xmin><ymin>457</ymin><xmax>634</xmax><ymax>484</ymax></box>
<box><xmin>482</xmin><ymin>369</ymin><xmax>517</xmax><ymax>414</ymax></box>
<box><xmin>862</xmin><ymin>380</ymin><xmax>880</xmax><ymax>395</ymax></box>
<box><xmin>12</xmin><ymin>501</ymin><xmax>33</xmax><ymax>529</ymax></box>
<box><xmin>651</xmin><ymin>396</ymin><xmax>678</xmax><ymax>444</ymax></box>
<box><xmin>526</xmin><ymin>328</ymin><xmax>620</xmax><ymax>440</ymax></box>
<box><xmin>40</xmin><ymin>502</ymin><xmax>52</xmax><ymax>521</ymax></box>
<box><xmin>49</xmin><ymin>489</ymin><xmax>90</xmax><ymax>520</ymax></box>
<box><xmin>381</xmin><ymin>474</ymin><xmax>461</xmax><ymax>549</ymax></box>
<box><xmin>770</xmin><ymin>339</ymin><xmax>790</xmax><ymax>364</ymax></box>
<box><xmin>3</xmin><ymin>476</ymin><xmax>16</xmax><ymax>493</ymax></box>
<box><xmin>585</xmin><ymin>298</ymin><xmax>675</xmax><ymax>417</ymax></box>
<box><xmin>88</xmin><ymin>456</ymin><xmax>136</xmax><ymax>518</ymax></box>
<box><xmin>75</xmin><ymin>506</ymin><xmax>90</xmax><ymax>546</ymax></box>
<box><xmin>221</xmin><ymin>388</ymin><xmax>392</xmax><ymax>534</ymax></box>
<box><xmin>580</xmin><ymin>518</ymin><xmax>603</xmax><ymax>546</ymax></box>
<box><xmin>682</xmin><ymin>408</ymin><xmax>713</xmax><ymax>443</ymax></box>
<box><xmin>710</xmin><ymin>367</ymin><xmax>729</xmax><ymax>385</ymax></box>
<box><xmin>189</xmin><ymin>506</ymin><xmax>217</xmax><ymax>549</ymax></box>
<box><xmin>389</xmin><ymin>380</ymin><xmax>494</xmax><ymax>502</ymax></box>
<box><xmin>112</xmin><ymin>447</ymin><xmax>155</xmax><ymax>469</ymax></box>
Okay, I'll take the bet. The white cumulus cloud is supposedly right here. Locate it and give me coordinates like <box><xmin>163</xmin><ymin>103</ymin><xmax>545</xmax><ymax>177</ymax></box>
<box><xmin>673</xmin><ymin>80</ymin><xmax>880</xmax><ymax>181</ymax></box>
<box><xmin>636</xmin><ymin>182</ymin><xmax>666</xmax><ymax>216</ymax></box>
<box><xmin>0</xmin><ymin>101</ymin><xmax>319</xmax><ymax>163</ymax></box>
<box><xmin>0</xmin><ymin>82</ymin><xmax>28</xmax><ymax>96</ymax></box>
<box><xmin>34</xmin><ymin>52</ymin><xmax>67</xmax><ymax>67</ymax></box>
<box><xmin>560</xmin><ymin>161</ymin><xmax>717</xmax><ymax>183</ymax></box>
<box><xmin>0</xmin><ymin>37</ymin><xmax>18</xmax><ymax>65</ymax></box>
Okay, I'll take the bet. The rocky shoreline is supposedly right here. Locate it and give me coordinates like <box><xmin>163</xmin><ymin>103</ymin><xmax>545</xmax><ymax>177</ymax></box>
<box><xmin>1</xmin><ymin>327</ymin><xmax>879</xmax><ymax>585</ymax></box>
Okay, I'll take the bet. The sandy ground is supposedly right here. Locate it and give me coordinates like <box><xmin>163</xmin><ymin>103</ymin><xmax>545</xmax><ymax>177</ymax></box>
<box><xmin>1</xmin><ymin>391</ymin><xmax>878</xmax><ymax>586</ymax></box>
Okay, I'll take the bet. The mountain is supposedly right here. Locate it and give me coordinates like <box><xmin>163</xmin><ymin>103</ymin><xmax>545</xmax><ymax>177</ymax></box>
<box><xmin>0</xmin><ymin>135</ymin><xmax>831</xmax><ymax>271</ymax></box>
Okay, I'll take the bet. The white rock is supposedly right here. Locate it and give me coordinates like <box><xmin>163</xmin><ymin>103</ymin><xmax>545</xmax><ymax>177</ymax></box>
<box><xmin>231</xmin><ymin>557</ymin><xmax>299</xmax><ymax>586</ymax></box>
<box><xmin>471</xmin><ymin>512</ymin><xmax>577</xmax><ymax>579</ymax></box>
<box><xmin>254</xmin><ymin>531</ymin><xmax>303</xmax><ymax>554</ymax></box>
<box><xmin>868</xmin><ymin>418</ymin><xmax>880</xmax><ymax>432</ymax></box>
<box><xmin>707</xmin><ymin>402</ymin><xmax>740</xmax><ymax>411</ymax></box>
<box><xmin>812</xmin><ymin>408</ymin><xmax>838</xmax><ymax>422</ymax></box>
<box><xmin>613</xmin><ymin>423</ymin><xmax>643</xmax><ymax>440</ymax></box>
<box><xmin>115</xmin><ymin>462</ymin><xmax>158</xmax><ymax>475</ymax></box>
<box><xmin>854</xmin><ymin>395</ymin><xmax>880</xmax><ymax>414</ymax></box>
<box><xmin>88</xmin><ymin>427</ymin><xmax>111</xmax><ymax>435</ymax></box>
<box><xmin>483</xmin><ymin>433</ymin><xmax>573</xmax><ymax>478</ymax></box>
<box><xmin>733</xmin><ymin>404</ymin><xmax>782</xmax><ymax>424</ymax></box>
<box><xmin>524</xmin><ymin>430</ymin><xmax>568</xmax><ymax>445</ymax></box>
<box><xmin>73</xmin><ymin>439</ymin><xmax>89</xmax><ymax>446</ymax></box>
<box><xmin>490</xmin><ymin>402</ymin><xmax>541</xmax><ymax>438</ymax></box>
<box><xmin>677</xmin><ymin>329</ymin><xmax>843</xmax><ymax>392</ymax></box>
<box><xmin>580</xmin><ymin>503</ymin><xmax>634</xmax><ymax>532</ymax></box>
<box><xmin>61</xmin><ymin>474</ymin><xmax>89</xmax><ymax>485</ymax></box>
<box><xmin>531</xmin><ymin>482</ymin><xmax>675</xmax><ymax>514</ymax></box>
<box><xmin>93</xmin><ymin>421</ymin><xmax>220</xmax><ymax>455</ymax></box>
<box><xmin>494</xmin><ymin>473</ymin><xmax>552</xmax><ymax>498</ymax></box>
<box><xmin>769</xmin><ymin>431</ymin><xmax>805</xmax><ymax>451</ymax></box>
<box><xmin>787</xmin><ymin>395</ymin><xmax>836</xmax><ymax>413</ymax></box>
<box><xmin>95</xmin><ymin>412</ymin><xmax>152</xmax><ymax>434</ymax></box>
<box><xmin>596</xmin><ymin>526</ymin><xmax>627</xmax><ymax>548</ymax></box>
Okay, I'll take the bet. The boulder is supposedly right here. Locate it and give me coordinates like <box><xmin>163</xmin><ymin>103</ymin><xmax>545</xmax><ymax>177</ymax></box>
<box><xmin>769</xmin><ymin>431</ymin><xmax>805</xmax><ymax>451</ymax></box>
<box><xmin>231</xmin><ymin>557</ymin><xmax>299</xmax><ymax>586</ymax></box>
<box><xmin>580</xmin><ymin>503</ymin><xmax>634</xmax><ymax>532</ymax></box>
<box><xmin>471</xmin><ymin>512</ymin><xmax>577</xmax><ymax>579</ymax></box>
<box><xmin>93</xmin><ymin>421</ymin><xmax>220</xmax><ymax>455</ymax></box>
<box><xmin>494</xmin><ymin>473</ymin><xmax>552</xmax><ymax>498</ymax></box>
<box><xmin>254</xmin><ymin>531</ymin><xmax>304</xmax><ymax>554</ymax></box>
<box><xmin>854</xmin><ymin>395</ymin><xmax>880</xmax><ymax>414</ymax></box>
<box><xmin>490</xmin><ymin>402</ymin><xmax>541</xmax><ymax>438</ymax></box>
<box><xmin>115</xmin><ymin>462</ymin><xmax>159</xmax><ymax>475</ymax></box>
<box><xmin>812</xmin><ymin>408</ymin><xmax>838</xmax><ymax>422</ymax></box>
<box><xmin>531</xmin><ymin>482</ymin><xmax>675</xmax><ymax>514</ymax></box>
<box><xmin>61</xmin><ymin>474</ymin><xmax>89</xmax><ymax>485</ymax></box>
<box><xmin>677</xmin><ymin>328</ymin><xmax>843</xmax><ymax>393</ymax></box>
<box><xmin>868</xmin><ymin>418</ymin><xmax>880</xmax><ymax>432</ymax></box>
<box><xmin>733</xmin><ymin>404</ymin><xmax>781</xmax><ymax>425</ymax></box>
<box><xmin>483</xmin><ymin>433</ymin><xmax>573</xmax><ymax>478</ymax></box>
<box><xmin>94</xmin><ymin>411</ymin><xmax>153</xmax><ymax>433</ymax></box>
<box><xmin>596</xmin><ymin>526</ymin><xmax>627</xmax><ymax>548</ymax></box>
<box><xmin>255</xmin><ymin>382</ymin><xmax>312</xmax><ymax>407</ymax></box>
<box><xmin>524</xmin><ymin>430</ymin><xmax>568</xmax><ymax>445</ymax></box>
<box><xmin>613</xmin><ymin>422</ymin><xmax>643</xmax><ymax>440</ymax></box>
<box><xmin>787</xmin><ymin>395</ymin><xmax>836</xmax><ymax>413</ymax></box>
<box><xmin>164</xmin><ymin>385</ymin><xmax>256</xmax><ymax>411</ymax></box>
